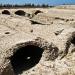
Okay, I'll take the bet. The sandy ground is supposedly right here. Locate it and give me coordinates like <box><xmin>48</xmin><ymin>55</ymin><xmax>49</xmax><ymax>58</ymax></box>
<box><xmin>0</xmin><ymin>6</ymin><xmax>75</xmax><ymax>75</ymax></box>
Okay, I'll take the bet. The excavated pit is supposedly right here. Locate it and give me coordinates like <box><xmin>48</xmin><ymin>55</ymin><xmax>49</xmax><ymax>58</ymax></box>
<box><xmin>34</xmin><ymin>10</ymin><xmax>43</xmax><ymax>15</ymax></box>
<box><xmin>15</xmin><ymin>10</ymin><xmax>25</xmax><ymax>16</ymax></box>
<box><xmin>10</xmin><ymin>45</ymin><xmax>44</xmax><ymax>75</ymax></box>
<box><xmin>2</xmin><ymin>10</ymin><xmax>10</xmax><ymax>15</ymax></box>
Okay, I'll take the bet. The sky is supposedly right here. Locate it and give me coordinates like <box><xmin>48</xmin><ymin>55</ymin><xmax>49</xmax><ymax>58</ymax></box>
<box><xmin>0</xmin><ymin>0</ymin><xmax>75</xmax><ymax>5</ymax></box>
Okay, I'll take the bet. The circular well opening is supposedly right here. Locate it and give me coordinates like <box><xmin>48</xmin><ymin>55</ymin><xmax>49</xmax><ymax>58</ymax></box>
<box><xmin>10</xmin><ymin>45</ymin><xmax>44</xmax><ymax>74</ymax></box>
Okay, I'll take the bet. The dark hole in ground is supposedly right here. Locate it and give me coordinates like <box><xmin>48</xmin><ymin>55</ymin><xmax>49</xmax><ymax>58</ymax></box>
<box><xmin>5</xmin><ymin>32</ymin><xmax>10</xmax><ymax>34</ymax></box>
<box><xmin>34</xmin><ymin>10</ymin><xmax>43</xmax><ymax>15</ymax></box>
<box><xmin>27</xmin><ymin>13</ymin><xmax>30</xmax><ymax>17</ymax></box>
<box><xmin>10</xmin><ymin>45</ymin><xmax>44</xmax><ymax>75</ymax></box>
<box><xmin>15</xmin><ymin>10</ymin><xmax>25</xmax><ymax>16</ymax></box>
<box><xmin>71</xmin><ymin>37</ymin><xmax>75</xmax><ymax>45</ymax></box>
<box><xmin>30</xmin><ymin>29</ymin><xmax>33</xmax><ymax>33</ymax></box>
<box><xmin>2</xmin><ymin>10</ymin><xmax>10</xmax><ymax>15</ymax></box>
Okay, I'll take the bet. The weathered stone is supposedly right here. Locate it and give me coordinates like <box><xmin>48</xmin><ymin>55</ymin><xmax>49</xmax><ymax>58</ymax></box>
<box><xmin>0</xmin><ymin>6</ymin><xmax>75</xmax><ymax>75</ymax></box>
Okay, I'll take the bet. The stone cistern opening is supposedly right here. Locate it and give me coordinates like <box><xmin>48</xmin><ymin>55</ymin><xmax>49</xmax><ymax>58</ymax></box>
<box><xmin>15</xmin><ymin>10</ymin><xmax>25</xmax><ymax>16</ymax></box>
<box><xmin>10</xmin><ymin>45</ymin><xmax>44</xmax><ymax>74</ymax></box>
<box><xmin>2</xmin><ymin>10</ymin><xmax>10</xmax><ymax>15</ymax></box>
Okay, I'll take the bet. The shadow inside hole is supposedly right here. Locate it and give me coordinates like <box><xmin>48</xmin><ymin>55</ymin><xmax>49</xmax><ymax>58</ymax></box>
<box><xmin>15</xmin><ymin>10</ymin><xmax>25</xmax><ymax>16</ymax></box>
<box><xmin>71</xmin><ymin>37</ymin><xmax>75</xmax><ymax>45</ymax></box>
<box><xmin>10</xmin><ymin>45</ymin><xmax>44</xmax><ymax>75</ymax></box>
<box><xmin>2</xmin><ymin>10</ymin><xmax>10</xmax><ymax>15</ymax></box>
<box><xmin>31</xmin><ymin>20</ymin><xmax>44</xmax><ymax>25</ymax></box>
<box><xmin>34</xmin><ymin>10</ymin><xmax>43</xmax><ymax>15</ymax></box>
<box><xmin>5</xmin><ymin>32</ymin><xmax>10</xmax><ymax>34</ymax></box>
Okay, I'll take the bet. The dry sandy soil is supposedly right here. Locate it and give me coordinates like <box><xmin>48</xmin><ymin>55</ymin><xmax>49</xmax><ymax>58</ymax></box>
<box><xmin>0</xmin><ymin>5</ymin><xmax>75</xmax><ymax>75</ymax></box>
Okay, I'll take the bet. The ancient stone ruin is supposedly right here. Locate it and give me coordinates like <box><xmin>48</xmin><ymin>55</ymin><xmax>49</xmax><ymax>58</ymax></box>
<box><xmin>0</xmin><ymin>6</ymin><xmax>75</xmax><ymax>75</ymax></box>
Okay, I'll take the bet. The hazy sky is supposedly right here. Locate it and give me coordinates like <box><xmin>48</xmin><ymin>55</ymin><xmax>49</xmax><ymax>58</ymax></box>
<box><xmin>0</xmin><ymin>0</ymin><xmax>75</xmax><ymax>5</ymax></box>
